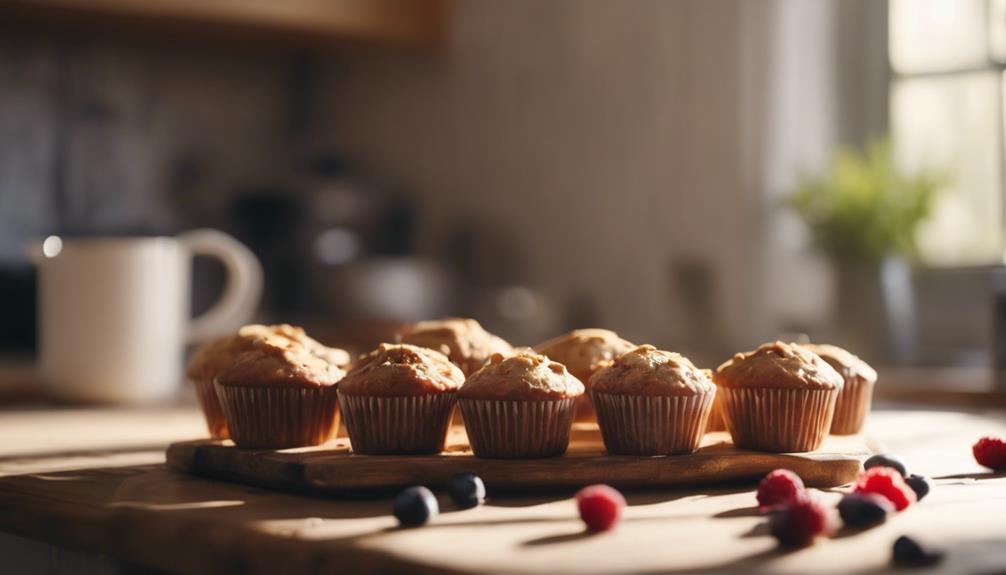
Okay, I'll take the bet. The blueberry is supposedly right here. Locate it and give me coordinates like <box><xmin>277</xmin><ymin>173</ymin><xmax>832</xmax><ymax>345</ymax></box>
<box><xmin>447</xmin><ymin>472</ymin><xmax>486</xmax><ymax>509</ymax></box>
<box><xmin>393</xmin><ymin>486</ymin><xmax>439</xmax><ymax>527</ymax></box>
<box><xmin>905</xmin><ymin>474</ymin><xmax>933</xmax><ymax>501</ymax></box>
<box><xmin>838</xmin><ymin>493</ymin><xmax>893</xmax><ymax>528</ymax></box>
<box><xmin>864</xmin><ymin>454</ymin><xmax>908</xmax><ymax>477</ymax></box>
<box><xmin>892</xmin><ymin>535</ymin><xmax>944</xmax><ymax>567</ymax></box>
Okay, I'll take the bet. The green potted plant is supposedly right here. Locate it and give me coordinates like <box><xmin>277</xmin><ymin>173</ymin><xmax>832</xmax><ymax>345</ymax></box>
<box><xmin>790</xmin><ymin>137</ymin><xmax>943</xmax><ymax>361</ymax></box>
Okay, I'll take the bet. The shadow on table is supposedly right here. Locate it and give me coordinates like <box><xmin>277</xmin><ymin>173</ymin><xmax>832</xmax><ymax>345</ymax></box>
<box><xmin>0</xmin><ymin>444</ymin><xmax>173</xmax><ymax>465</ymax></box>
<box><xmin>0</xmin><ymin>463</ymin><xmax>790</xmax><ymax>574</ymax></box>
<box><xmin>933</xmin><ymin>470</ymin><xmax>1006</xmax><ymax>481</ymax></box>
<box><xmin>517</xmin><ymin>512</ymin><xmax>770</xmax><ymax>549</ymax></box>
<box><xmin>1</xmin><ymin>464</ymin><xmax>754</xmax><ymax>526</ymax></box>
<box><xmin>712</xmin><ymin>505</ymin><xmax>761</xmax><ymax>519</ymax></box>
<box><xmin>485</xmin><ymin>487</ymin><xmax>737</xmax><ymax>509</ymax></box>
<box><xmin>0</xmin><ymin>465</ymin><xmax>392</xmax><ymax>522</ymax></box>
<box><xmin>604</xmin><ymin>546</ymin><xmax>789</xmax><ymax>575</ymax></box>
<box><xmin>520</xmin><ymin>528</ymin><xmax>592</xmax><ymax>546</ymax></box>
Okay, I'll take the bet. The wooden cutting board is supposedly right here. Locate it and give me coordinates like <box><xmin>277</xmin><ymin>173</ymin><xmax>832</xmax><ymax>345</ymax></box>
<box><xmin>166</xmin><ymin>424</ymin><xmax>873</xmax><ymax>494</ymax></box>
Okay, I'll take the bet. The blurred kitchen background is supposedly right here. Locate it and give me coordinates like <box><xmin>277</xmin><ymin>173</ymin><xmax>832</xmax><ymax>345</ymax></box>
<box><xmin>2</xmin><ymin>0</ymin><xmax>1006</xmax><ymax>401</ymax></box>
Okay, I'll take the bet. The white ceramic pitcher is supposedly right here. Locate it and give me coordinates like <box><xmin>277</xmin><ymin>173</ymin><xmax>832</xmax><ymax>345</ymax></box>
<box><xmin>30</xmin><ymin>229</ymin><xmax>262</xmax><ymax>404</ymax></box>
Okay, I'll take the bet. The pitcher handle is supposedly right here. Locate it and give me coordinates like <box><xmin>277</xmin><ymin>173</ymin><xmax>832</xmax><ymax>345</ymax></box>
<box><xmin>178</xmin><ymin>229</ymin><xmax>263</xmax><ymax>344</ymax></box>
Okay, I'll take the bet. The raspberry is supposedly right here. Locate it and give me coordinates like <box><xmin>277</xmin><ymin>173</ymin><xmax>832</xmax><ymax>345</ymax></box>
<box><xmin>576</xmin><ymin>484</ymin><xmax>625</xmax><ymax>532</ymax></box>
<box><xmin>973</xmin><ymin>436</ymin><xmax>1006</xmax><ymax>471</ymax></box>
<box><xmin>854</xmin><ymin>467</ymin><xmax>917</xmax><ymax>511</ymax></box>
<box><xmin>757</xmin><ymin>469</ymin><xmax>806</xmax><ymax>511</ymax></box>
<box><xmin>769</xmin><ymin>497</ymin><xmax>837</xmax><ymax>547</ymax></box>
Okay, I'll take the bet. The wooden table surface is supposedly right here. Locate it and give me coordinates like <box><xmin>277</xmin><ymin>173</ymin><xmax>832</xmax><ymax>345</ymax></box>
<box><xmin>1</xmin><ymin>404</ymin><xmax>1005</xmax><ymax>574</ymax></box>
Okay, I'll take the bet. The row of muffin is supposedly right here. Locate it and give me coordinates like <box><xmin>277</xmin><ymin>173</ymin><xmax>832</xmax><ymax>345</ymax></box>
<box><xmin>186</xmin><ymin>319</ymin><xmax>877</xmax><ymax>457</ymax></box>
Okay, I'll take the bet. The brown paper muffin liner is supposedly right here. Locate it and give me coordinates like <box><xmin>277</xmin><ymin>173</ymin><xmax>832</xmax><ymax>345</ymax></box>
<box><xmin>592</xmin><ymin>391</ymin><xmax>714</xmax><ymax>455</ymax></box>
<box><xmin>458</xmin><ymin>398</ymin><xmax>576</xmax><ymax>459</ymax></box>
<box><xmin>215</xmin><ymin>383</ymin><xmax>340</xmax><ymax>449</ymax></box>
<box><xmin>705</xmin><ymin>392</ymin><xmax>727</xmax><ymax>433</ymax></box>
<box><xmin>830</xmin><ymin>378</ymin><xmax>874</xmax><ymax>435</ymax></box>
<box><xmin>719</xmin><ymin>387</ymin><xmax>838</xmax><ymax>453</ymax></box>
<box><xmin>192</xmin><ymin>378</ymin><xmax>229</xmax><ymax>439</ymax></box>
<box><xmin>338</xmin><ymin>392</ymin><xmax>457</xmax><ymax>455</ymax></box>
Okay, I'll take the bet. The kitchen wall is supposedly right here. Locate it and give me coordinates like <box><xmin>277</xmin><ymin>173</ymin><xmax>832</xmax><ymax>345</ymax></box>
<box><xmin>0</xmin><ymin>1</ymin><xmax>888</xmax><ymax>361</ymax></box>
<box><xmin>0</xmin><ymin>31</ymin><xmax>290</xmax><ymax>264</ymax></box>
<box><xmin>0</xmin><ymin>30</ymin><xmax>298</xmax><ymax>351</ymax></box>
<box><xmin>314</xmin><ymin>0</ymin><xmax>888</xmax><ymax>357</ymax></box>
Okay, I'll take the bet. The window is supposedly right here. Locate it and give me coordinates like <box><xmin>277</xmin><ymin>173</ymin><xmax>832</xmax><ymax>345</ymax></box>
<box><xmin>890</xmin><ymin>0</ymin><xmax>1006</xmax><ymax>266</ymax></box>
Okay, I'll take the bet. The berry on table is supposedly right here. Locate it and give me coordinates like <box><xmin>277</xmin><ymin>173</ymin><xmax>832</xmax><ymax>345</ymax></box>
<box><xmin>854</xmin><ymin>466</ymin><xmax>917</xmax><ymax>511</ymax></box>
<box><xmin>448</xmin><ymin>472</ymin><xmax>486</xmax><ymax>509</ymax></box>
<box><xmin>837</xmin><ymin>492</ymin><xmax>894</xmax><ymax>528</ymax></box>
<box><xmin>864</xmin><ymin>454</ymin><xmax>908</xmax><ymax>477</ymax></box>
<box><xmin>892</xmin><ymin>535</ymin><xmax>945</xmax><ymax>567</ymax></box>
<box><xmin>393</xmin><ymin>486</ymin><xmax>439</xmax><ymax>527</ymax></box>
<box><xmin>769</xmin><ymin>497</ymin><xmax>838</xmax><ymax>547</ymax></box>
<box><xmin>576</xmin><ymin>484</ymin><xmax>626</xmax><ymax>532</ymax></box>
<box><xmin>904</xmin><ymin>474</ymin><xmax>933</xmax><ymax>501</ymax></box>
<box><xmin>756</xmin><ymin>469</ymin><xmax>806</xmax><ymax>511</ymax></box>
<box><xmin>973</xmin><ymin>436</ymin><xmax>1006</xmax><ymax>471</ymax></box>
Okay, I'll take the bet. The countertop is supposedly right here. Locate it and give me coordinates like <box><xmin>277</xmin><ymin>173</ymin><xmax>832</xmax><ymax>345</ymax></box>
<box><xmin>1</xmin><ymin>404</ymin><xmax>1005</xmax><ymax>574</ymax></box>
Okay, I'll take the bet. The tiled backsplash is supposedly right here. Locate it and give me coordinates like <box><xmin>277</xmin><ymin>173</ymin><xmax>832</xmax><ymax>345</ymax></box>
<box><xmin>0</xmin><ymin>32</ymin><xmax>291</xmax><ymax>264</ymax></box>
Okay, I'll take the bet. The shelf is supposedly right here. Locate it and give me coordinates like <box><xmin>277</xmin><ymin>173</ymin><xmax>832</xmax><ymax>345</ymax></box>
<box><xmin>2</xmin><ymin>0</ymin><xmax>446</xmax><ymax>49</ymax></box>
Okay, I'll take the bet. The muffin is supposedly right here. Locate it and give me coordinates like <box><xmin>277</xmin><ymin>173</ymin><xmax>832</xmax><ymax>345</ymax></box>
<box><xmin>186</xmin><ymin>324</ymin><xmax>351</xmax><ymax>439</ymax></box>
<box><xmin>338</xmin><ymin>343</ymin><xmax>464</xmax><ymax>454</ymax></box>
<box><xmin>214</xmin><ymin>334</ymin><xmax>346</xmax><ymax>449</ymax></box>
<box><xmin>714</xmin><ymin>341</ymin><xmax>843</xmax><ymax>452</ymax></box>
<box><xmin>458</xmin><ymin>350</ymin><xmax>584</xmax><ymax>458</ymax></box>
<box><xmin>534</xmin><ymin>329</ymin><xmax>635</xmax><ymax>422</ymax></box>
<box><xmin>802</xmin><ymin>343</ymin><xmax>877</xmax><ymax>435</ymax></box>
<box><xmin>591</xmin><ymin>345</ymin><xmax>716</xmax><ymax>455</ymax></box>
<box><xmin>399</xmin><ymin>318</ymin><xmax>513</xmax><ymax>376</ymax></box>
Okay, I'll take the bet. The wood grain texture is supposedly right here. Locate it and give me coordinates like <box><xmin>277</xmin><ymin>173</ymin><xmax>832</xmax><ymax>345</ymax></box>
<box><xmin>1</xmin><ymin>0</ymin><xmax>446</xmax><ymax>48</ymax></box>
<box><xmin>167</xmin><ymin>425</ymin><xmax>871</xmax><ymax>493</ymax></box>
<box><xmin>2</xmin><ymin>409</ymin><xmax>1006</xmax><ymax>574</ymax></box>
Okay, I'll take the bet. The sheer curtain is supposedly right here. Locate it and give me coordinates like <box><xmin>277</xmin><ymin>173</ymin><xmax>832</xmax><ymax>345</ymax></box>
<box><xmin>317</xmin><ymin>0</ymin><xmax>889</xmax><ymax>352</ymax></box>
<box><xmin>741</xmin><ymin>0</ymin><xmax>889</xmax><ymax>341</ymax></box>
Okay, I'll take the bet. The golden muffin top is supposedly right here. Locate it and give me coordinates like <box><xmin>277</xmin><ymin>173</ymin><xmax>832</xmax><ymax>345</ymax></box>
<box><xmin>460</xmin><ymin>350</ymin><xmax>584</xmax><ymax>401</ymax></box>
<box><xmin>187</xmin><ymin>324</ymin><xmax>350</xmax><ymax>381</ymax></box>
<box><xmin>399</xmin><ymin>317</ymin><xmax>513</xmax><ymax>376</ymax></box>
<box><xmin>338</xmin><ymin>343</ymin><xmax>465</xmax><ymax>397</ymax></box>
<box><xmin>714</xmin><ymin>341</ymin><xmax>844</xmax><ymax>391</ymax></box>
<box><xmin>802</xmin><ymin>343</ymin><xmax>877</xmax><ymax>385</ymax></box>
<box><xmin>534</xmin><ymin>328</ymin><xmax>636</xmax><ymax>387</ymax></box>
<box><xmin>215</xmin><ymin>333</ymin><xmax>346</xmax><ymax>389</ymax></box>
<box><xmin>590</xmin><ymin>345</ymin><xmax>715</xmax><ymax>397</ymax></box>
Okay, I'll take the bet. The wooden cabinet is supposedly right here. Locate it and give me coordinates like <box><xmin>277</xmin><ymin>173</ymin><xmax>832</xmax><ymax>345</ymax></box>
<box><xmin>2</xmin><ymin>0</ymin><xmax>445</xmax><ymax>48</ymax></box>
